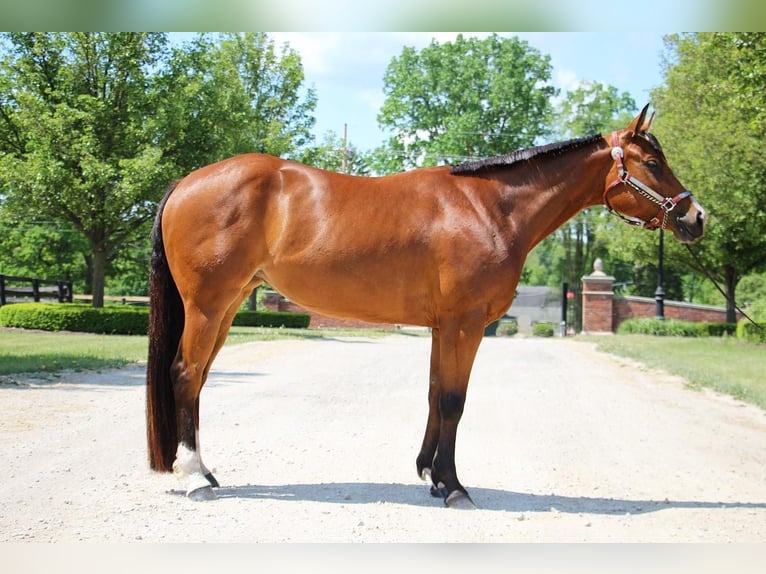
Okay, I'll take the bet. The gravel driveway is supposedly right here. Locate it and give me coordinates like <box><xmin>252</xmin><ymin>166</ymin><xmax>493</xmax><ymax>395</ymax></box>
<box><xmin>1</xmin><ymin>335</ymin><xmax>764</xmax><ymax>542</ymax></box>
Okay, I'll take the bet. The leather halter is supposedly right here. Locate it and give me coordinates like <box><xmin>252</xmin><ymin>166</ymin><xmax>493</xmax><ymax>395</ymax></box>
<box><xmin>603</xmin><ymin>131</ymin><xmax>692</xmax><ymax>230</ymax></box>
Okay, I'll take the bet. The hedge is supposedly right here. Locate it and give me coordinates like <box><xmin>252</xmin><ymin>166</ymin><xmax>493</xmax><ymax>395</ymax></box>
<box><xmin>532</xmin><ymin>322</ymin><xmax>554</xmax><ymax>337</ymax></box>
<box><xmin>0</xmin><ymin>303</ymin><xmax>149</xmax><ymax>335</ymax></box>
<box><xmin>232</xmin><ymin>310</ymin><xmax>310</xmax><ymax>329</ymax></box>
<box><xmin>617</xmin><ymin>318</ymin><xmax>738</xmax><ymax>337</ymax></box>
<box><xmin>0</xmin><ymin>303</ymin><xmax>311</xmax><ymax>334</ymax></box>
<box><xmin>496</xmin><ymin>318</ymin><xmax>519</xmax><ymax>337</ymax></box>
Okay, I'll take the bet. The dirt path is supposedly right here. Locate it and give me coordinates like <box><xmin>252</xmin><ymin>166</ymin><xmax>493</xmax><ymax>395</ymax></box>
<box><xmin>1</xmin><ymin>335</ymin><xmax>764</xmax><ymax>542</ymax></box>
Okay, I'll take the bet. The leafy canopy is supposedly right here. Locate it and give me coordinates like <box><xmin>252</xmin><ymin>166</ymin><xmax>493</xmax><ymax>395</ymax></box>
<box><xmin>376</xmin><ymin>33</ymin><xmax>557</xmax><ymax>171</ymax></box>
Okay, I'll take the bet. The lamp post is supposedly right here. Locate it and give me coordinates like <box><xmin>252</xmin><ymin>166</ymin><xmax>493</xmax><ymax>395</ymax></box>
<box><xmin>655</xmin><ymin>228</ymin><xmax>665</xmax><ymax>320</ymax></box>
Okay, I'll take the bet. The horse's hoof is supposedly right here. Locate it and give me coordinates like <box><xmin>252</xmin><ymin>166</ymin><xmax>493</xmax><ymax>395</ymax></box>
<box><xmin>204</xmin><ymin>472</ymin><xmax>220</xmax><ymax>488</ymax></box>
<box><xmin>430</xmin><ymin>484</ymin><xmax>448</xmax><ymax>498</ymax></box>
<box><xmin>444</xmin><ymin>490</ymin><xmax>476</xmax><ymax>510</ymax></box>
<box><xmin>187</xmin><ymin>485</ymin><xmax>217</xmax><ymax>501</ymax></box>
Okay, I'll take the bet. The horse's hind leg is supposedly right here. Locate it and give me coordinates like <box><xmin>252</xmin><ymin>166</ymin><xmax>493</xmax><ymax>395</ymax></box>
<box><xmin>192</xmin><ymin>284</ymin><xmax>260</xmax><ymax>491</ymax></box>
<box><xmin>170</xmin><ymin>307</ymin><xmax>219</xmax><ymax>499</ymax></box>
<box><xmin>174</xmin><ymin>282</ymin><xmax>259</xmax><ymax>499</ymax></box>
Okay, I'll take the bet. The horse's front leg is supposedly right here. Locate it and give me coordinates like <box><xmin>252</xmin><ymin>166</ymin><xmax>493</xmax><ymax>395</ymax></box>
<box><xmin>416</xmin><ymin>328</ymin><xmax>442</xmax><ymax>483</ymax></box>
<box><xmin>419</xmin><ymin>316</ymin><xmax>485</xmax><ymax>509</ymax></box>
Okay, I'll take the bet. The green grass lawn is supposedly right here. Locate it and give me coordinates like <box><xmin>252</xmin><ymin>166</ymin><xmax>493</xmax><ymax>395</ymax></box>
<box><xmin>0</xmin><ymin>326</ymin><xmax>404</xmax><ymax>377</ymax></box>
<box><xmin>583</xmin><ymin>335</ymin><xmax>766</xmax><ymax>411</ymax></box>
<box><xmin>0</xmin><ymin>330</ymin><xmax>148</xmax><ymax>375</ymax></box>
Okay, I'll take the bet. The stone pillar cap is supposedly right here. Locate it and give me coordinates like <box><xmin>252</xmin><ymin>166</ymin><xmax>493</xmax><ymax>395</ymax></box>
<box><xmin>591</xmin><ymin>258</ymin><xmax>606</xmax><ymax>276</ymax></box>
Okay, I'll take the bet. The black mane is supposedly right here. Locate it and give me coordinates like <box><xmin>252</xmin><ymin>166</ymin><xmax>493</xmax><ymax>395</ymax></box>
<box><xmin>450</xmin><ymin>133</ymin><xmax>604</xmax><ymax>176</ymax></box>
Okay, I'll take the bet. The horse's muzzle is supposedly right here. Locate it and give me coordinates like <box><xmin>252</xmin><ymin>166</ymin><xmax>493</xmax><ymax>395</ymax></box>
<box><xmin>673</xmin><ymin>198</ymin><xmax>706</xmax><ymax>243</ymax></box>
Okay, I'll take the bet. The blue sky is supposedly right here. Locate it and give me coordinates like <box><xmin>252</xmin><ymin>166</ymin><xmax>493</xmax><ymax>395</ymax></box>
<box><xmin>270</xmin><ymin>32</ymin><xmax>668</xmax><ymax>152</ymax></box>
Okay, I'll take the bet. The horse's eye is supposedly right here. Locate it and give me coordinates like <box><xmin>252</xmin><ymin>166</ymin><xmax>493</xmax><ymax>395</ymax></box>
<box><xmin>645</xmin><ymin>159</ymin><xmax>660</xmax><ymax>169</ymax></box>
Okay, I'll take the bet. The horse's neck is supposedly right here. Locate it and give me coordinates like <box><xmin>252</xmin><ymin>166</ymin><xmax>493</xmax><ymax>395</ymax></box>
<box><xmin>499</xmin><ymin>143</ymin><xmax>611</xmax><ymax>247</ymax></box>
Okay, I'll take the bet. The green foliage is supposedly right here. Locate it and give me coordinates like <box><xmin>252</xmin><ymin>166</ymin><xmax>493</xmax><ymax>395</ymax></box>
<box><xmin>0</xmin><ymin>303</ymin><xmax>311</xmax><ymax>334</ymax></box>
<box><xmin>0</xmin><ymin>33</ymin><xmax>170</xmax><ymax>306</ymax></box>
<box><xmin>747</xmin><ymin>299</ymin><xmax>766</xmax><ymax>323</ymax></box>
<box><xmin>617</xmin><ymin>318</ymin><xmax>736</xmax><ymax>337</ymax></box>
<box><xmin>737</xmin><ymin>272</ymin><xmax>766</xmax><ymax>318</ymax></box>
<box><xmin>627</xmin><ymin>262</ymin><xmax>685</xmax><ymax>301</ymax></box>
<box><xmin>648</xmin><ymin>33</ymin><xmax>766</xmax><ymax>321</ymax></box>
<box><xmin>532</xmin><ymin>322</ymin><xmax>554</xmax><ymax>337</ymax></box>
<box><xmin>0</xmin><ymin>217</ymin><xmax>88</xmax><ymax>291</ymax></box>
<box><xmin>556</xmin><ymin>81</ymin><xmax>636</xmax><ymax>138</ymax></box>
<box><xmin>157</xmin><ymin>33</ymin><xmax>317</xmax><ymax>171</ymax></box>
<box><xmin>296</xmin><ymin>130</ymin><xmax>371</xmax><ymax>175</ymax></box>
<box><xmin>0</xmin><ymin>32</ymin><xmax>317</xmax><ymax>306</ymax></box>
<box><xmin>0</xmin><ymin>303</ymin><xmax>149</xmax><ymax>335</ymax></box>
<box><xmin>495</xmin><ymin>319</ymin><xmax>519</xmax><ymax>337</ymax></box>
<box><xmin>702</xmin><ymin>322</ymin><xmax>738</xmax><ymax>337</ymax></box>
<box><xmin>376</xmin><ymin>34</ymin><xmax>556</xmax><ymax>170</ymax></box>
<box><xmin>232</xmin><ymin>310</ymin><xmax>310</xmax><ymax>329</ymax></box>
<box><xmin>737</xmin><ymin>319</ymin><xmax>766</xmax><ymax>344</ymax></box>
<box><xmin>597</xmin><ymin>34</ymin><xmax>766</xmax><ymax>316</ymax></box>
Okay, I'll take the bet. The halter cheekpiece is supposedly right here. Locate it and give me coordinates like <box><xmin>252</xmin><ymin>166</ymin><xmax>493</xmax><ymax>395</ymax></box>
<box><xmin>603</xmin><ymin>131</ymin><xmax>692</xmax><ymax>230</ymax></box>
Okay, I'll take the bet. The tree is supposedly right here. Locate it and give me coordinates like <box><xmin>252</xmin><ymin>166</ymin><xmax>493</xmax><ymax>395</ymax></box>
<box><xmin>376</xmin><ymin>34</ymin><xmax>557</xmax><ymax>171</ymax></box>
<box><xmin>156</xmin><ymin>33</ymin><xmax>317</xmax><ymax>173</ymax></box>
<box><xmin>0</xmin><ymin>214</ymin><xmax>88</xmax><ymax>284</ymax></box>
<box><xmin>556</xmin><ymin>82</ymin><xmax>637</xmax><ymax>138</ymax></box>
<box><xmin>611</xmin><ymin>33</ymin><xmax>766</xmax><ymax>322</ymax></box>
<box><xmin>297</xmin><ymin>130</ymin><xmax>371</xmax><ymax>175</ymax></box>
<box><xmin>0</xmin><ymin>33</ymin><xmax>169</xmax><ymax>307</ymax></box>
<box><xmin>0</xmin><ymin>33</ymin><xmax>317</xmax><ymax>306</ymax></box>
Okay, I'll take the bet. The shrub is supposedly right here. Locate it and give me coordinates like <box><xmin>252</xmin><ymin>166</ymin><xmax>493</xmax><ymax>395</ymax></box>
<box><xmin>0</xmin><ymin>303</ymin><xmax>149</xmax><ymax>335</ymax></box>
<box><xmin>496</xmin><ymin>319</ymin><xmax>519</xmax><ymax>337</ymax></box>
<box><xmin>700</xmin><ymin>322</ymin><xmax>737</xmax><ymax>337</ymax></box>
<box><xmin>532</xmin><ymin>322</ymin><xmax>554</xmax><ymax>337</ymax></box>
<box><xmin>0</xmin><ymin>303</ymin><xmax>311</xmax><ymax>334</ymax></box>
<box><xmin>736</xmin><ymin>318</ymin><xmax>766</xmax><ymax>344</ymax></box>
<box><xmin>232</xmin><ymin>310</ymin><xmax>310</xmax><ymax>329</ymax></box>
<box><xmin>617</xmin><ymin>319</ymin><xmax>735</xmax><ymax>337</ymax></box>
<box><xmin>617</xmin><ymin>318</ymin><xmax>700</xmax><ymax>337</ymax></box>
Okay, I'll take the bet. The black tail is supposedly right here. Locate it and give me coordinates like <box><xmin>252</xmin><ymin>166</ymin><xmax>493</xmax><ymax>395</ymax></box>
<box><xmin>146</xmin><ymin>182</ymin><xmax>184</xmax><ymax>472</ymax></box>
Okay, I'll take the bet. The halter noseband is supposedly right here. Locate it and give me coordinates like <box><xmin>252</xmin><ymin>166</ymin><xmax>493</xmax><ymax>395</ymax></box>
<box><xmin>603</xmin><ymin>131</ymin><xmax>692</xmax><ymax>230</ymax></box>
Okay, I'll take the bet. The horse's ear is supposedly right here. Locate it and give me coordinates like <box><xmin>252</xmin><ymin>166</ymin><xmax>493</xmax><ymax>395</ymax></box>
<box><xmin>641</xmin><ymin>110</ymin><xmax>655</xmax><ymax>133</ymax></box>
<box><xmin>627</xmin><ymin>103</ymin><xmax>652</xmax><ymax>135</ymax></box>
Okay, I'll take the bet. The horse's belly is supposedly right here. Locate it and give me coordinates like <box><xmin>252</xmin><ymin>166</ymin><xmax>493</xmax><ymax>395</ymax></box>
<box><xmin>258</xmin><ymin>260</ymin><xmax>435</xmax><ymax>327</ymax></box>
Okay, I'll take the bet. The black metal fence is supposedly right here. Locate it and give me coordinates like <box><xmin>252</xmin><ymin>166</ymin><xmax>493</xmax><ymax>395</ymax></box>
<box><xmin>0</xmin><ymin>274</ymin><xmax>73</xmax><ymax>306</ymax></box>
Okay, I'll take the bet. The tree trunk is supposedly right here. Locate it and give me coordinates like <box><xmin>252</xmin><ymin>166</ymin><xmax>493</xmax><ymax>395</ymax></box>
<box><xmin>83</xmin><ymin>254</ymin><xmax>93</xmax><ymax>296</ymax></box>
<box><xmin>248</xmin><ymin>286</ymin><xmax>259</xmax><ymax>310</ymax></box>
<box><xmin>91</xmin><ymin>246</ymin><xmax>107</xmax><ymax>308</ymax></box>
<box><xmin>724</xmin><ymin>265</ymin><xmax>738</xmax><ymax>324</ymax></box>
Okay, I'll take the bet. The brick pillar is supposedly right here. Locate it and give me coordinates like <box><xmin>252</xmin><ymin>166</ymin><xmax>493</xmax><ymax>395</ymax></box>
<box><xmin>581</xmin><ymin>258</ymin><xmax>615</xmax><ymax>334</ymax></box>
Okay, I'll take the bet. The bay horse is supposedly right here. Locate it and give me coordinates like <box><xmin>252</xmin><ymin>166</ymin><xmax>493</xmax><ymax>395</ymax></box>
<box><xmin>146</xmin><ymin>105</ymin><xmax>705</xmax><ymax>508</ymax></box>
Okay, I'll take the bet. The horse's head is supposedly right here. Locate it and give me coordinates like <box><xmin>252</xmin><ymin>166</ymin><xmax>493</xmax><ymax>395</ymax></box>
<box><xmin>603</xmin><ymin>104</ymin><xmax>706</xmax><ymax>243</ymax></box>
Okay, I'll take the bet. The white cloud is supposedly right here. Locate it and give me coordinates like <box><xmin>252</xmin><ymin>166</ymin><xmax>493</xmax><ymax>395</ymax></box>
<box><xmin>270</xmin><ymin>32</ymin><xmax>344</xmax><ymax>78</ymax></box>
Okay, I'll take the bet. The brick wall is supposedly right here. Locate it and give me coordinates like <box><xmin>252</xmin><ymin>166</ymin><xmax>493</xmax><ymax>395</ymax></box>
<box><xmin>580</xmin><ymin>259</ymin><xmax>736</xmax><ymax>333</ymax></box>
